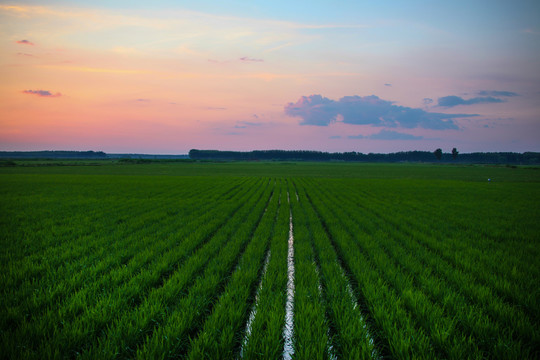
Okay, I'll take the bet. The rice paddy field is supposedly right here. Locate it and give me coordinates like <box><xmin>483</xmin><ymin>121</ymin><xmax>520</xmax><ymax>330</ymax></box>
<box><xmin>1</xmin><ymin>161</ymin><xmax>539</xmax><ymax>359</ymax></box>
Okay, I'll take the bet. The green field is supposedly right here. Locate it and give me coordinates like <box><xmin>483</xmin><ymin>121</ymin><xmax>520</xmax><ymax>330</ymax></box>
<box><xmin>1</xmin><ymin>161</ymin><xmax>539</xmax><ymax>359</ymax></box>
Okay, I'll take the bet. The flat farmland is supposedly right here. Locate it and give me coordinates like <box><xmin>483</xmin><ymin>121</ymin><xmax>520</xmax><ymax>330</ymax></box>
<box><xmin>1</xmin><ymin>162</ymin><xmax>539</xmax><ymax>359</ymax></box>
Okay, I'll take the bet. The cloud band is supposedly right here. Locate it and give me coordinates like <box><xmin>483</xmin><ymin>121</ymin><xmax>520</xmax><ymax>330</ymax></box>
<box><xmin>285</xmin><ymin>94</ymin><xmax>475</xmax><ymax>130</ymax></box>
<box><xmin>22</xmin><ymin>89</ymin><xmax>61</xmax><ymax>97</ymax></box>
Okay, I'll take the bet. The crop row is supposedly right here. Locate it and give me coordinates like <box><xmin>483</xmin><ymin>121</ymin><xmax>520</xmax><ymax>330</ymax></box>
<box><xmin>2</xmin><ymin>177</ymin><xmax>250</xmax><ymax>329</ymax></box>
<box><xmin>298</xmin><ymin>177</ymin><xmax>538</xmax><ymax>359</ymax></box>
<box><xmin>2</xmin><ymin>176</ymin><xmax>270</xmax><ymax>358</ymax></box>
<box><xmin>335</xmin><ymin>179</ymin><xmax>539</xmax><ymax>312</ymax></box>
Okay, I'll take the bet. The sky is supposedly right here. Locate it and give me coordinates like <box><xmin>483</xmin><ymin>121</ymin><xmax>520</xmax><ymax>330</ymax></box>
<box><xmin>1</xmin><ymin>0</ymin><xmax>539</xmax><ymax>154</ymax></box>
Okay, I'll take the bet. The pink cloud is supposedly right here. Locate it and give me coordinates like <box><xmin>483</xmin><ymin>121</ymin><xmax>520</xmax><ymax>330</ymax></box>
<box><xmin>16</xmin><ymin>39</ymin><xmax>34</xmax><ymax>45</ymax></box>
<box><xmin>22</xmin><ymin>90</ymin><xmax>62</xmax><ymax>97</ymax></box>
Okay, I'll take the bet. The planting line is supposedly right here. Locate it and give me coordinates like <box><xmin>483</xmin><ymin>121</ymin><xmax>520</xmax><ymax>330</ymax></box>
<box><xmin>283</xmin><ymin>192</ymin><xmax>295</xmax><ymax>360</ymax></box>
<box><xmin>312</xmin><ymin>261</ymin><xmax>338</xmax><ymax>360</ymax></box>
<box><xmin>302</xmin><ymin>183</ymin><xmax>381</xmax><ymax>359</ymax></box>
<box><xmin>239</xmin><ymin>249</ymin><xmax>272</xmax><ymax>358</ymax></box>
<box><xmin>232</xmin><ymin>187</ymin><xmax>274</xmax><ymax>275</ymax></box>
<box><xmin>239</xmin><ymin>189</ymin><xmax>279</xmax><ymax>359</ymax></box>
<box><xmin>339</xmin><ymin>267</ymin><xmax>381</xmax><ymax>359</ymax></box>
<box><xmin>265</xmin><ymin>192</ymin><xmax>274</xmax><ymax>213</ymax></box>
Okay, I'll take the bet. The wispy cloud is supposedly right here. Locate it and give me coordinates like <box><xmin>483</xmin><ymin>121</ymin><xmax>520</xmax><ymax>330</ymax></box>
<box><xmin>438</xmin><ymin>95</ymin><xmax>504</xmax><ymax>107</ymax></box>
<box><xmin>1</xmin><ymin>4</ymin><xmax>368</xmax><ymax>63</ymax></box>
<box><xmin>22</xmin><ymin>89</ymin><xmax>61</xmax><ymax>97</ymax></box>
<box><xmin>384</xmin><ymin>83</ymin><xmax>392</xmax><ymax>87</ymax></box>
<box><xmin>477</xmin><ymin>90</ymin><xmax>519</xmax><ymax>97</ymax></box>
<box><xmin>235</xmin><ymin>121</ymin><xmax>261</xmax><ymax>128</ymax></box>
<box><xmin>16</xmin><ymin>39</ymin><xmax>34</xmax><ymax>45</ymax></box>
<box><xmin>240</xmin><ymin>56</ymin><xmax>264</xmax><ymax>62</ymax></box>
<box><xmin>285</xmin><ymin>94</ymin><xmax>473</xmax><ymax>130</ymax></box>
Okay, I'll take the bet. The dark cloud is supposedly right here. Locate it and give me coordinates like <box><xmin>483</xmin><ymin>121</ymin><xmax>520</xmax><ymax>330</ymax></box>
<box><xmin>22</xmin><ymin>89</ymin><xmax>61</xmax><ymax>97</ymax></box>
<box><xmin>348</xmin><ymin>130</ymin><xmax>423</xmax><ymax>141</ymax></box>
<box><xmin>285</xmin><ymin>94</ymin><xmax>472</xmax><ymax>130</ymax></box>
<box><xmin>477</xmin><ymin>90</ymin><xmax>519</xmax><ymax>97</ymax></box>
<box><xmin>329</xmin><ymin>135</ymin><xmax>342</xmax><ymax>139</ymax></box>
<box><xmin>438</xmin><ymin>95</ymin><xmax>504</xmax><ymax>107</ymax></box>
<box><xmin>16</xmin><ymin>40</ymin><xmax>34</xmax><ymax>45</ymax></box>
<box><xmin>423</xmin><ymin>98</ymin><xmax>434</xmax><ymax>105</ymax></box>
<box><xmin>240</xmin><ymin>56</ymin><xmax>264</xmax><ymax>62</ymax></box>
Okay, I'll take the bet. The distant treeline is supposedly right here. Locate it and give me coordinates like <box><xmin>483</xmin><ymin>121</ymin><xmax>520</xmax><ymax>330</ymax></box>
<box><xmin>108</xmin><ymin>153</ymin><xmax>189</xmax><ymax>160</ymax></box>
<box><xmin>3</xmin><ymin>149</ymin><xmax>539</xmax><ymax>164</ymax></box>
<box><xmin>0</xmin><ymin>151</ymin><xmax>107</xmax><ymax>159</ymax></box>
<box><xmin>0</xmin><ymin>151</ymin><xmax>190</xmax><ymax>160</ymax></box>
<box><xmin>189</xmin><ymin>149</ymin><xmax>540</xmax><ymax>164</ymax></box>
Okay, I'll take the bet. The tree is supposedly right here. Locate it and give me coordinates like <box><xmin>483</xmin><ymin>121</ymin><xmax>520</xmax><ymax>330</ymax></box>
<box><xmin>452</xmin><ymin>147</ymin><xmax>459</xmax><ymax>160</ymax></box>
<box><xmin>434</xmin><ymin>148</ymin><xmax>442</xmax><ymax>161</ymax></box>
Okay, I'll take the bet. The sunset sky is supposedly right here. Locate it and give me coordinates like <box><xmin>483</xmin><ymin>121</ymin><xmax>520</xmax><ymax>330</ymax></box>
<box><xmin>1</xmin><ymin>0</ymin><xmax>539</xmax><ymax>154</ymax></box>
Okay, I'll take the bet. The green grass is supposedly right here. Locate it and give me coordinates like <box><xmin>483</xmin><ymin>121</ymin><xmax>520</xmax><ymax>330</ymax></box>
<box><xmin>1</xmin><ymin>162</ymin><xmax>538</xmax><ymax>359</ymax></box>
<box><xmin>2</xmin><ymin>159</ymin><xmax>539</xmax><ymax>182</ymax></box>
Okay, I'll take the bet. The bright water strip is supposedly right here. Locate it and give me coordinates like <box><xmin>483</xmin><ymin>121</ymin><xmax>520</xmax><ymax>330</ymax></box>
<box><xmin>283</xmin><ymin>192</ymin><xmax>295</xmax><ymax>360</ymax></box>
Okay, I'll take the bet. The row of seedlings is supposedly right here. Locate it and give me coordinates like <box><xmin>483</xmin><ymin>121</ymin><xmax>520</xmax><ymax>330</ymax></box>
<box><xmin>186</xmin><ymin>179</ymin><xmax>284</xmax><ymax>359</ymax></box>
<box><xmin>72</xmin><ymin>178</ymin><xmax>271</xmax><ymax>360</ymax></box>
<box><xmin>11</xmin><ymin>178</ymin><xmax>265</xmax><ymax>359</ymax></box>
<box><xmin>1</xmin><ymin>175</ymin><xmax>234</xmax><ymax>275</ymax></box>
<box><xmin>323</xmin><ymin>179</ymin><xmax>538</xmax><ymax>357</ymax></box>
<box><xmin>309</xmin><ymin>178</ymin><xmax>536</xmax><ymax>358</ymax></box>
<box><xmin>33</xmin><ymin>178</ymin><xmax>256</xmax><ymax>359</ymax></box>
<box><xmin>292</xmin><ymin>180</ymin><xmax>377</xmax><ymax>359</ymax></box>
<box><xmin>337</xmin><ymin>178</ymin><xmax>539</xmax><ymax>316</ymax></box>
<box><xmin>240</xmin><ymin>184</ymin><xmax>290</xmax><ymax>359</ymax></box>
<box><xmin>1</xmin><ymin>177</ymin><xmax>249</xmax><ymax>339</ymax></box>
<box><xmin>287</xmin><ymin>182</ymin><xmax>330</xmax><ymax>360</ymax></box>
<box><xmin>299</xmin><ymin>179</ymin><xmax>436</xmax><ymax>359</ymax></box>
<box><xmin>1</xmin><ymin>176</ymin><xmax>235</xmax><ymax>303</ymax></box>
<box><xmin>1</xmin><ymin>180</ymin><xmax>228</xmax><ymax>358</ymax></box>
<box><xmin>133</xmin><ymin>179</ymin><xmax>276</xmax><ymax>359</ymax></box>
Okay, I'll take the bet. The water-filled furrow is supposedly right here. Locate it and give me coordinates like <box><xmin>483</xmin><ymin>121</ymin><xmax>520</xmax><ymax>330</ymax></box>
<box><xmin>239</xmin><ymin>249</ymin><xmax>271</xmax><ymax>358</ymax></box>
<box><xmin>283</xmin><ymin>192</ymin><xmax>295</xmax><ymax>360</ymax></box>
